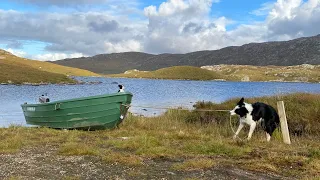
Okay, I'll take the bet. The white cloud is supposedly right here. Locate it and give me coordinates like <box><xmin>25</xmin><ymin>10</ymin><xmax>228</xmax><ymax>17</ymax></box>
<box><xmin>144</xmin><ymin>0</ymin><xmax>214</xmax><ymax>18</ymax></box>
<box><xmin>5</xmin><ymin>48</ymin><xmax>27</xmax><ymax>57</ymax></box>
<box><xmin>104</xmin><ymin>39</ymin><xmax>142</xmax><ymax>53</ymax></box>
<box><xmin>268</xmin><ymin>0</ymin><xmax>302</xmax><ymax>19</ymax></box>
<box><xmin>32</xmin><ymin>53</ymin><xmax>86</xmax><ymax>61</ymax></box>
<box><xmin>267</xmin><ymin>0</ymin><xmax>320</xmax><ymax>38</ymax></box>
<box><xmin>250</xmin><ymin>2</ymin><xmax>275</xmax><ymax>16</ymax></box>
<box><xmin>10</xmin><ymin>0</ymin><xmax>109</xmax><ymax>6</ymax></box>
<box><xmin>151</xmin><ymin>0</ymin><xmax>189</xmax><ymax>16</ymax></box>
<box><xmin>0</xmin><ymin>10</ymin><xmax>145</xmax><ymax>56</ymax></box>
<box><xmin>142</xmin><ymin>0</ymin><xmax>320</xmax><ymax>53</ymax></box>
<box><xmin>143</xmin><ymin>0</ymin><xmax>233</xmax><ymax>53</ymax></box>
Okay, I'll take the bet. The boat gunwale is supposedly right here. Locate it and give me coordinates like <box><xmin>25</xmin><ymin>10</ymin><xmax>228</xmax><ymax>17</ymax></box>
<box><xmin>22</xmin><ymin>101</ymin><xmax>128</xmax><ymax>113</ymax></box>
<box><xmin>21</xmin><ymin>92</ymin><xmax>133</xmax><ymax>107</ymax></box>
<box><xmin>23</xmin><ymin>106</ymin><xmax>120</xmax><ymax>118</ymax></box>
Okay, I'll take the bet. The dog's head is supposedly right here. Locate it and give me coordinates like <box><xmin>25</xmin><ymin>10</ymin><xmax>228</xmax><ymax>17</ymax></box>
<box><xmin>230</xmin><ymin>97</ymin><xmax>252</xmax><ymax>117</ymax></box>
<box><xmin>118</xmin><ymin>84</ymin><xmax>125</xmax><ymax>92</ymax></box>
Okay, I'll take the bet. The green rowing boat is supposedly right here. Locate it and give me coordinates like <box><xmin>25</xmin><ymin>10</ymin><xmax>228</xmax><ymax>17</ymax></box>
<box><xmin>21</xmin><ymin>92</ymin><xmax>133</xmax><ymax>130</ymax></box>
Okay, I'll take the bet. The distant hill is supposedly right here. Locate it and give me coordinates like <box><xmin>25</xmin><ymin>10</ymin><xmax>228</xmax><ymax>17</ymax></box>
<box><xmin>52</xmin><ymin>35</ymin><xmax>320</xmax><ymax>74</ymax></box>
<box><xmin>0</xmin><ymin>49</ymin><xmax>99</xmax><ymax>84</ymax></box>
<box><xmin>109</xmin><ymin>64</ymin><xmax>320</xmax><ymax>83</ymax></box>
<box><xmin>109</xmin><ymin>66</ymin><xmax>224</xmax><ymax>81</ymax></box>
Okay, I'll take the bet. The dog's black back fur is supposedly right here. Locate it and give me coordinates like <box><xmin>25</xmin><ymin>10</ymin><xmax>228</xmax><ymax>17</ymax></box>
<box><xmin>251</xmin><ymin>102</ymin><xmax>280</xmax><ymax>135</ymax></box>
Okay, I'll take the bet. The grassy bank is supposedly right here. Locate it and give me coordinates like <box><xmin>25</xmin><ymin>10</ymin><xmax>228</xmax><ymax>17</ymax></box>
<box><xmin>191</xmin><ymin>93</ymin><xmax>320</xmax><ymax>135</ymax></box>
<box><xmin>0</xmin><ymin>49</ymin><xmax>99</xmax><ymax>84</ymax></box>
<box><xmin>109</xmin><ymin>64</ymin><xmax>320</xmax><ymax>83</ymax></box>
<box><xmin>109</xmin><ymin>66</ymin><xmax>223</xmax><ymax>80</ymax></box>
<box><xmin>1</xmin><ymin>93</ymin><xmax>319</xmax><ymax>179</ymax></box>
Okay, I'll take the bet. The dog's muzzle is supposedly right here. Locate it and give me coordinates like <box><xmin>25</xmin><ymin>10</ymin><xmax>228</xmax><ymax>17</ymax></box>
<box><xmin>230</xmin><ymin>110</ymin><xmax>236</xmax><ymax>116</ymax></box>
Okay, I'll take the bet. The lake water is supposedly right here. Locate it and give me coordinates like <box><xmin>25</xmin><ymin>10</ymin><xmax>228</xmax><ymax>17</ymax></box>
<box><xmin>0</xmin><ymin>77</ymin><xmax>319</xmax><ymax>127</ymax></box>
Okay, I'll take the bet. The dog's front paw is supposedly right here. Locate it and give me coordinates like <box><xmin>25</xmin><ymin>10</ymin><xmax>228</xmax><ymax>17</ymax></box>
<box><xmin>246</xmin><ymin>136</ymin><xmax>252</xmax><ymax>141</ymax></box>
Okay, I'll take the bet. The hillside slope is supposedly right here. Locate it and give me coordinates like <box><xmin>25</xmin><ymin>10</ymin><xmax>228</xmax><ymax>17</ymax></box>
<box><xmin>52</xmin><ymin>52</ymin><xmax>155</xmax><ymax>74</ymax></box>
<box><xmin>53</xmin><ymin>35</ymin><xmax>320</xmax><ymax>74</ymax></box>
<box><xmin>0</xmin><ymin>49</ymin><xmax>99</xmax><ymax>84</ymax></box>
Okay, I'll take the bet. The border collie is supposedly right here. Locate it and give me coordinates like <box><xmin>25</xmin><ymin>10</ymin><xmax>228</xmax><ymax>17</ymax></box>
<box><xmin>118</xmin><ymin>85</ymin><xmax>124</xmax><ymax>93</ymax></box>
<box><xmin>230</xmin><ymin>98</ymin><xmax>279</xmax><ymax>141</ymax></box>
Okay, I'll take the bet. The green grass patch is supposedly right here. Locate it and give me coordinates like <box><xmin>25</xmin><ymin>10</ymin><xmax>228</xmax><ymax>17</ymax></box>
<box><xmin>102</xmin><ymin>150</ymin><xmax>143</xmax><ymax>166</ymax></box>
<box><xmin>309</xmin><ymin>148</ymin><xmax>320</xmax><ymax>159</ymax></box>
<box><xmin>0</xmin><ymin>135</ymin><xmax>24</xmax><ymax>153</ymax></box>
<box><xmin>306</xmin><ymin>159</ymin><xmax>320</xmax><ymax>177</ymax></box>
<box><xmin>6</xmin><ymin>177</ymin><xmax>22</xmax><ymax>180</ymax></box>
<box><xmin>58</xmin><ymin>142</ymin><xmax>98</xmax><ymax>156</ymax></box>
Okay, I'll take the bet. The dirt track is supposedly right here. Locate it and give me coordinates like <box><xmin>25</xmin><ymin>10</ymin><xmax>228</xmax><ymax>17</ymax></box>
<box><xmin>0</xmin><ymin>145</ymin><xmax>290</xmax><ymax>180</ymax></box>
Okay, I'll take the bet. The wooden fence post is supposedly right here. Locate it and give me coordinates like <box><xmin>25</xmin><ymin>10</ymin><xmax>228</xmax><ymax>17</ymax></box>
<box><xmin>277</xmin><ymin>101</ymin><xmax>291</xmax><ymax>144</ymax></box>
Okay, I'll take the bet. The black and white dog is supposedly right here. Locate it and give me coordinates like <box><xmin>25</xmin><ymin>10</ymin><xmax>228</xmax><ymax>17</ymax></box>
<box><xmin>230</xmin><ymin>98</ymin><xmax>279</xmax><ymax>141</ymax></box>
<box><xmin>118</xmin><ymin>85</ymin><xmax>125</xmax><ymax>93</ymax></box>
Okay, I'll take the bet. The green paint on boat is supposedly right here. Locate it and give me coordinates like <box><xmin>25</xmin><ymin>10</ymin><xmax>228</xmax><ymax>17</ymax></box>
<box><xmin>21</xmin><ymin>92</ymin><xmax>133</xmax><ymax>130</ymax></box>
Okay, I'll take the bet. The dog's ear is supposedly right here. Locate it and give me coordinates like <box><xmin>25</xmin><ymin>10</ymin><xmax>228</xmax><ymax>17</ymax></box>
<box><xmin>237</xmin><ymin>97</ymin><xmax>245</xmax><ymax>106</ymax></box>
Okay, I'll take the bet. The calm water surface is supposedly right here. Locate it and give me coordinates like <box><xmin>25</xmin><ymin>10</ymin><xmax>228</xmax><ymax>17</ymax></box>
<box><xmin>0</xmin><ymin>77</ymin><xmax>319</xmax><ymax>127</ymax></box>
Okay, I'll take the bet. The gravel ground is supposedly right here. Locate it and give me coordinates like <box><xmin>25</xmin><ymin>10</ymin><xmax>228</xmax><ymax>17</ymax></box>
<box><xmin>0</xmin><ymin>146</ymin><xmax>291</xmax><ymax>180</ymax></box>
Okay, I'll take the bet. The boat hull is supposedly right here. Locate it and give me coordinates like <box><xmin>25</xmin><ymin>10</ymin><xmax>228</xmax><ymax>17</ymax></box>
<box><xmin>21</xmin><ymin>92</ymin><xmax>133</xmax><ymax>130</ymax></box>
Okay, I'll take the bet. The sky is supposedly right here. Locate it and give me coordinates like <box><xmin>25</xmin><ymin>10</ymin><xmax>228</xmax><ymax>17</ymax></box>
<box><xmin>0</xmin><ymin>0</ymin><xmax>319</xmax><ymax>61</ymax></box>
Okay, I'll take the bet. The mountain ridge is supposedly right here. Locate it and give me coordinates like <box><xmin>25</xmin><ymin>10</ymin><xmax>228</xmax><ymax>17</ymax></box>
<box><xmin>52</xmin><ymin>34</ymin><xmax>320</xmax><ymax>74</ymax></box>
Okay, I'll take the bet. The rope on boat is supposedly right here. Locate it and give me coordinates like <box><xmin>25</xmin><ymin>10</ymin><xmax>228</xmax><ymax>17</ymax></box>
<box><xmin>122</xmin><ymin>104</ymin><xmax>244</xmax><ymax>141</ymax></box>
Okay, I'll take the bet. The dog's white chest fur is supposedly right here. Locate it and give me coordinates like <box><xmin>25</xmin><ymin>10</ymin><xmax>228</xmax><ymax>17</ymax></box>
<box><xmin>239</xmin><ymin>114</ymin><xmax>255</xmax><ymax>125</ymax></box>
